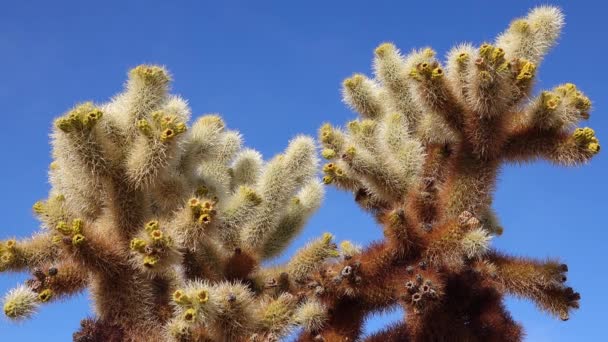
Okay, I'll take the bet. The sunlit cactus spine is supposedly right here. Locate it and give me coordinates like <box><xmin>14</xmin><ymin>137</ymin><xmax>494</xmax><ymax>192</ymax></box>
<box><xmin>0</xmin><ymin>5</ymin><xmax>599</xmax><ymax>342</ymax></box>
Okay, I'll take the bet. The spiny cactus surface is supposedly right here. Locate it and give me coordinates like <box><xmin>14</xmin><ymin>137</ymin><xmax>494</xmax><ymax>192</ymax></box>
<box><xmin>0</xmin><ymin>5</ymin><xmax>599</xmax><ymax>342</ymax></box>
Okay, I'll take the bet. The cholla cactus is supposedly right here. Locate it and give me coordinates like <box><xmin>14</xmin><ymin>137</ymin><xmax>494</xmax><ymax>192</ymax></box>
<box><xmin>0</xmin><ymin>6</ymin><xmax>598</xmax><ymax>342</ymax></box>
<box><xmin>0</xmin><ymin>64</ymin><xmax>334</xmax><ymax>341</ymax></box>
<box><xmin>310</xmin><ymin>6</ymin><xmax>597</xmax><ymax>341</ymax></box>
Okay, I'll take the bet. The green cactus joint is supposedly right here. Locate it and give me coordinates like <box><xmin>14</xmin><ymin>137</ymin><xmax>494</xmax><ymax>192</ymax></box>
<box><xmin>38</xmin><ymin>289</ymin><xmax>53</xmax><ymax>303</ymax></box>
<box><xmin>72</xmin><ymin>234</ymin><xmax>86</xmax><ymax>247</ymax></box>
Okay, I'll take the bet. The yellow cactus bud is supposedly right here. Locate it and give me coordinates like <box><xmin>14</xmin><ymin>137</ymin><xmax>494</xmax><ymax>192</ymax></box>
<box><xmin>322</xmin><ymin>175</ymin><xmax>334</xmax><ymax>185</ymax></box>
<box><xmin>541</xmin><ymin>92</ymin><xmax>561</xmax><ymax>111</ymax></box>
<box><xmin>496</xmin><ymin>61</ymin><xmax>511</xmax><ymax>72</ymax></box>
<box><xmin>196</xmin><ymin>290</ymin><xmax>209</xmax><ymax>304</ymax></box>
<box><xmin>517</xmin><ymin>60</ymin><xmax>536</xmax><ymax>81</ymax></box>
<box><xmin>321</xmin><ymin>232</ymin><xmax>334</xmax><ymax>244</ymax></box>
<box><xmin>5</xmin><ymin>239</ymin><xmax>16</xmax><ymax>250</ymax></box>
<box><xmin>431</xmin><ymin>67</ymin><xmax>444</xmax><ymax>79</ymax></box>
<box><xmin>71</xmin><ymin>219</ymin><xmax>84</xmax><ymax>235</ymax></box>
<box><xmin>173</xmin><ymin>290</ymin><xmax>191</xmax><ymax>305</ymax></box>
<box><xmin>130</xmin><ymin>238</ymin><xmax>147</xmax><ymax>253</ymax></box>
<box><xmin>375</xmin><ymin>42</ymin><xmax>395</xmax><ymax>58</ymax></box>
<box><xmin>160</xmin><ymin>128</ymin><xmax>176</xmax><ymax>142</ymax></box>
<box><xmin>588</xmin><ymin>142</ymin><xmax>601</xmax><ymax>154</ymax></box>
<box><xmin>38</xmin><ymin>289</ymin><xmax>53</xmax><ymax>303</ymax></box>
<box><xmin>574</xmin><ymin>94</ymin><xmax>591</xmax><ymax>112</ymax></box>
<box><xmin>201</xmin><ymin>201</ymin><xmax>213</xmax><ymax>210</ymax></box>
<box><xmin>422</xmin><ymin>47</ymin><xmax>436</xmax><ymax>58</ymax></box>
<box><xmin>137</xmin><ymin>119</ymin><xmax>152</xmax><ymax>136</ymax></box>
<box><xmin>491</xmin><ymin>47</ymin><xmax>505</xmax><ymax>63</ymax></box>
<box><xmin>161</xmin><ymin>114</ymin><xmax>176</xmax><ymax>128</ymax></box>
<box><xmin>145</xmin><ymin>220</ymin><xmax>160</xmax><ymax>232</ymax></box>
<box><xmin>1</xmin><ymin>252</ymin><xmax>14</xmax><ymax>265</ymax></box>
<box><xmin>323</xmin><ymin>163</ymin><xmax>336</xmax><ymax>173</ymax></box>
<box><xmin>175</xmin><ymin>122</ymin><xmax>187</xmax><ymax>134</ymax></box>
<box><xmin>198</xmin><ymin>213</ymin><xmax>212</xmax><ymax>225</ymax></box>
<box><xmin>346</xmin><ymin>120</ymin><xmax>360</xmax><ymax>134</ymax></box>
<box><xmin>82</xmin><ymin>109</ymin><xmax>103</xmax><ymax>128</ymax></box>
<box><xmin>344</xmin><ymin>146</ymin><xmax>356</xmax><ymax>159</ymax></box>
<box><xmin>49</xmin><ymin>161</ymin><xmax>58</xmax><ymax>171</ymax></box>
<box><xmin>72</xmin><ymin>234</ymin><xmax>85</xmax><ymax>247</ymax></box>
<box><xmin>149</xmin><ymin>229</ymin><xmax>164</xmax><ymax>241</ymax></box>
<box><xmin>511</xmin><ymin>19</ymin><xmax>530</xmax><ymax>32</ymax></box>
<box><xmin>573</xmin><ymin>127</ymin><xmax>595</xmax><ymax>141</ymax></box>
<box><xmin>51</xmin><ymin>235</ymin><xmax>62</xmax><ymax>245</ymax></box>
<box><xmin>240</xmin><ymin>186</ymin><xmax>262</xmax><ymax>205</ymax></box>
<box><xmin>556</xmin><ymin>83</ymin><xmax>577</xmax><ymax>95</ymax></box>
<box><xmin>151</xmin><ymin>110</ymin><xmax>163</xmax><ymax>123</ymax></box>
<box><xmin>143</xmin><ymin>255</ymin><xmax>160</xmax><ymax>268</ymax></box>
<box><xmin>32</xmin><ymin>201</ymin><xmax>45</xmax><ymax>215</ymax></box>
<box><xmin>56</xmin><ymin>221</ymin><xmax>72</xmax><ymax>236</ymax></box>
<box><xmin>343</xmin><ymin>74</ymin><xmax>364</xmax><ymax>90</ymax></box>
<box><xmin>188</xmin><ymin>197</ymin><xmax>201</xmax><ymax>209</ymax></box>
<box><xmin>321</xmin><ymin>148</ymin><xmax>336</xmax><ymax>160</ymax></box>
<box><xmin>129</xmin><ymin>65</ymin><xmax>170</xmax><ymax>86</ymax></box>
<box><xmin>55</xmin><ymin>117</ymin><xmax>73</xmax><ymax>132</ymax></box>
<box><xmin>417</xmin><ymin>62</ymin><xmax>432</xmax><ymax>76</ymax></box>
<box><xmin>456</xmin><ymin>52</ymin><xmax>469</xmax><ymax>63</ymax></box>
<box><xmin>478</xmin><ymin>43</ymin><xmax>494</xmax><ymax>59</ymax></box>
<box><xmin>183</xmin><ymin>308</ymin><xmax>197</xmax><ymax>323</ymax></box>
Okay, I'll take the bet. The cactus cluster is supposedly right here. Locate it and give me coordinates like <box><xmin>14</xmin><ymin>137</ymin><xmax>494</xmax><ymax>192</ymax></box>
<box><xmin>0</xmin><ymin>6</ymin><xmax>599</xmax><ymax>342</ymax></box>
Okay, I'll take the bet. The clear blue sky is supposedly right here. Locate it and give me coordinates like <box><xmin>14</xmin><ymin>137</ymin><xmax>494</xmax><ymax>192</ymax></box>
<box><xmin>0</xmin><ymin>1</ymin><xmax>606</xmax><ymax>340</ymax></box>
